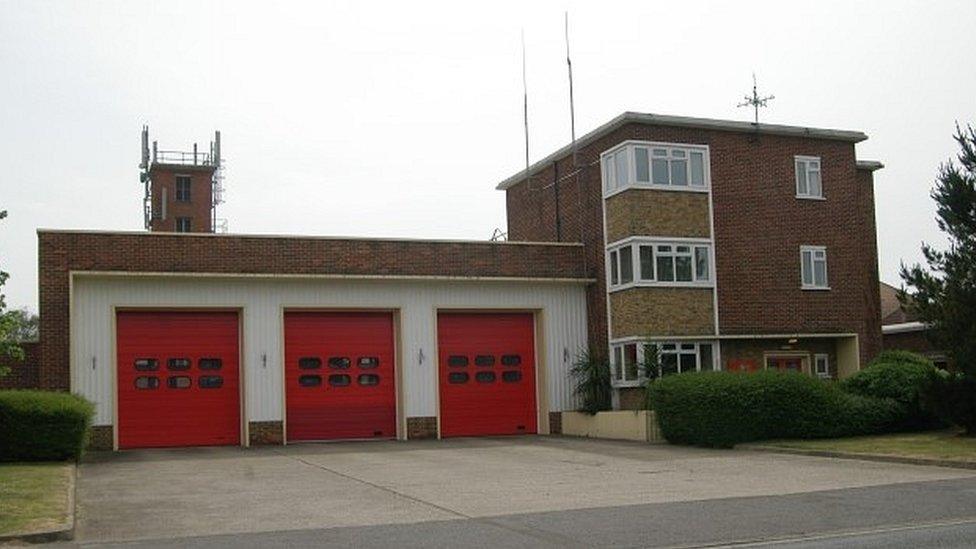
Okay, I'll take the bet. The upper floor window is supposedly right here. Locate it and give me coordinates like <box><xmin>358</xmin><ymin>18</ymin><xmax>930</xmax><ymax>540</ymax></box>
<box><xmin>602</xmin><ymin>142</ymin><xmax>709</xmax><ymax>196</ymax></box>
<box><xmin>175</xmin><ymin>217</ymin><xmax>191</xmax><ymax>233</ymax></box>
<box><xmin>800</xmin><ymin>245</ymin><xmax>829</xmax><ymax>289</ymax></box>
<box><xmin>608</xmin><ymin>238</ymin><xmax>712</xmax><ymax>290</ymax></box>
<box><xmin>795</xmin><ymin>156</ymin><xmax>823</xmax><ymax>199</ymax></box>
<box><xmin>175</xmin><ymin>175</ymin><xmax>191</xmax><ymax>202</ymax></box>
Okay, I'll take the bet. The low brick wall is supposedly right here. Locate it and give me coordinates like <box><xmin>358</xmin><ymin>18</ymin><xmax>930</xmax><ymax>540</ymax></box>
<box><xmin>561</xmin><ymin>410</ymin><xmax>663</xmax><ymax>443</ymax></box>
<box><xmin>87</xmin><ymin>426</ymin><xmax>113</xmax><ymax>451</ymax></box>
<box><xmin>0</xmin><ymin>341</ymin><xmax>40</xmax><ymax>389</ymax></box>
<box><xmin>407</xmin><ymin>417</ymin><xmax>437</xmax><ymax>439</ymax></box>
<box><xmin>249</xmin><ymin>421</ymin><xmax>284</xmax><ymax>445</ymax></box>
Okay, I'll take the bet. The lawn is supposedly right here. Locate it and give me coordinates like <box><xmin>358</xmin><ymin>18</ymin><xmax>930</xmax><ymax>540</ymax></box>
<box><xmin>763</xmin><ymin>429</ymin><xmax>976</xmax><ymax>463</ymax></box>
<box><xmin>0</xmin><ymin>462</ymin><xmax>73</xmax><ymax>535</ymax></box>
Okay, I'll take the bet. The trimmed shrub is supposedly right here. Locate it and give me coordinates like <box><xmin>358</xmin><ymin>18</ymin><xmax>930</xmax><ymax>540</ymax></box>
<box><xmin>843</xmin><ymin>351</ymin><xmax>941</xmax><ymax>429</ymax></box>
<box><xmin>648</xmin><ymin>371</ymin><xmax>903</xmax><ymax>448</ymax></box>
<box><xmin>0</xmin><ymin>390</ymin><xmax>94</xmax><ymax>461</ymax></box>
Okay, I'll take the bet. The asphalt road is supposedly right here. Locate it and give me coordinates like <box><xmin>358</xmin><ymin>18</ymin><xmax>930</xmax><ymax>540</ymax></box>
<box><xmin>62</xmin><ymin>476</ymin><xmax>976</xmax><ymax>548</ymax></box>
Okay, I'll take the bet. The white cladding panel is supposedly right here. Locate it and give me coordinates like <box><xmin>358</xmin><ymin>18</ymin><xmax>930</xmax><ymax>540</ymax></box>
<box><xmin>71</xmin><ymin>275</ymin><xmax>588</xmax><ymax>426</ymax></box>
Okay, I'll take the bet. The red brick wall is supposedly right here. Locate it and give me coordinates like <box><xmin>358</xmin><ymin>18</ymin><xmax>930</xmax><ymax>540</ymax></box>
<box><xmin>38</xmin><ymin>231</ymin><xmax>588</xmax><ymax>391</ymax></box>
<box><xmin>505</xmin><ymin>122</ymin><xmax>883</xmax><ymax>365</ymax></box>
<box><xmin>0</xmin><ymin>341</ymin><xmax>39</xmax><ymax>389</ymax></box>
<box><xmin>148</xmin><ymin>164</ymin><xmax>214</xmax><ymax>233</ymax></box>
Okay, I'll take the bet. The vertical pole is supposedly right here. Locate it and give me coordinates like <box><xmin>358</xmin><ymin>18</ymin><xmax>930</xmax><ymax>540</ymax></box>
<box><xmin>566</xmin><ymin>12</ymin><xmax>578</xmax><ymax>168</ymax></box>
<box><xmin>522</xmin><ymin>29</ymin><xmax>530</xmax><ymax>189</ymax></box>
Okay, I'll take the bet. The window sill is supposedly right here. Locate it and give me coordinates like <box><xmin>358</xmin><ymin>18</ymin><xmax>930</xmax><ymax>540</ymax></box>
<box><xmin>801</xmin><ymin>285</ymin><xmax>831</xmax><ymax>291</ymax></box>
<box><xmin>796</xmin><ymin>194</ymin><xmax>826</xmax><ymax>201</ymax></box>
<box><xmin>604</xmin><ymin>183</ymin><xmax>710</xmax><ymax>199</ymax></box>
<box><xmin>609</xmin><ymin>281</ymin><xmax>714</xmax><ymax>292</ymax></box>
<box><xmin>611</xmin><ymin>380</ymin><xmax>645</xmax><ymax>389</ymax></box>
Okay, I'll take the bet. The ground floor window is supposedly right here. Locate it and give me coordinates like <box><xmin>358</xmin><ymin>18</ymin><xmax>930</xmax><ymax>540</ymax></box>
<box><xmin>610</xmin><ymin>340</ymin><xmax>716</xmax><ymax>387</ymax></box>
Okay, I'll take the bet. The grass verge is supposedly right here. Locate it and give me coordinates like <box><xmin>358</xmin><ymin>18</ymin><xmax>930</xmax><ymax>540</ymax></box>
<box><xmin>0</xmin><ymin>462</ymin><xmax>73</xmax><ymax>535</ymax></box>
<box><xmin>761</xmin><ymin>429</ymin><xmax>976</xmax><ymax>463</ymax></box>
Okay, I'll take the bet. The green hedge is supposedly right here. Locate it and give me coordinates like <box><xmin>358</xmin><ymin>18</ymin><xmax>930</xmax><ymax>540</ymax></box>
<box><xmin>648</xmin><ymin>371</ymin><xmax>903</xmax><ymax>448</ymax></box>
<box><xmin>0</xmin><ymin>390</ymin><xmax>94</xmax><ymax>461</ymax></box>
<box><xmin>842</xmin><ymin>351</ymin><xmax>941</xmax><ymax>429</ymax></box>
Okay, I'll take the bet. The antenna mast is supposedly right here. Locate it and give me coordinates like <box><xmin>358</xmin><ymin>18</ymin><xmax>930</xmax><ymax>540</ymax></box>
<box><xmin>565</xmin><ymin>12</ymin><xmax>578</xmax><ymax>168</ymax></box>
<box><xmin>737</xmin><ymin>72</ymin><xmax>774</xmax><ymax>125</ymax></box>
<box><xmin>521</xmin><ymin>29</ymin><xmax>531</xmax><ymax>189</ymax></box>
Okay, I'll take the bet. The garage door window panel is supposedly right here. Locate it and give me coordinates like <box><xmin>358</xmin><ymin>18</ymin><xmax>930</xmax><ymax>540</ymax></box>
<box><xmin>199</xmin><ymin>375</ymin><xmax>223</xmax><ymax>389</ymax></box>
<box><xmin>167</xmin><ymin>358</ymin><xmax>191</xmax><ymax>371</ymax></box>
<box><xmin>475</xmin><ymin>355</ymin><xmax>495</xmax><ymax>367</ymax></box>
<box><xmin>475</xmin><ymin>371</ymin><xmax>496</xmax><ymax>383</ymax></box>
<box><xmin>357</xmin><ymin>374</ymin><xmax>380</xmax><ymax>386</ymax></box>
<box><xmin>134</xmin><ymin>376</ymin><xmax>160</xmax><ymax>390</ymax></box>
<box><xmin>134</xmin><ymin>358</ymin><xmax>158</xmax><ymax>371</ymax></box>
<box><xmin>448</xmin><ymin>355</ymin><xmax>469</xmax><ymax>367</ymax></box>
<box><xmin>501</xmin><ymin>354</ymin><xmax>521</xmax><ymax>366</ymax></box>
<box><xmin>298</xmin><ymin>357</ymin><xmax>322</xmax><ymax>370</ymax></box>
<box><xmin>167</xmin><ymin>376</ymin><xmax>192</xmax><ymax>389</ymax></box>
<box><xmin>328</xmin><ymin>374</ymin><xmax>351</xmax><ymax>387</ymax></box>
<box><xmin>299</xmin><ymin>374</ymin><xmax>322</xmax><ymax>387</ymax></box>
<box><xmin>199</xmin><ymin>358</ymin><xmax>222</xmax><ymax>370</ymax></box>
<box><xmin>328</xmin><ymin>357</ymin><xmax>351</xmax><ymax>369</ymax></box>
<box><xmin>357</xmin><ymin>357</ymin><xmax>380</xmax><ymax>369</ymax></box>
<box><xmin>502</xmin><ymin>371</ymin><xmax>522</xmax><ymax>382</ymax></box>
<box><xmin>448</xmin><ymin>372</ymin><xmax>469</xmax><ymax>384</ymax></box>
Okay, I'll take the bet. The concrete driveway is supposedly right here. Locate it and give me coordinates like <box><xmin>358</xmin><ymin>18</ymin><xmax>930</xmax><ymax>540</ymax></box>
<box><xmin>73</xmin><ymin>436</ymin><xmax>976</xmax><ymax>545</ymax></box>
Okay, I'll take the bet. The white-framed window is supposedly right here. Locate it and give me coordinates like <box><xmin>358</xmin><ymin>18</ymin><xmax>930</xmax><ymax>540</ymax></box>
<box><xmin>602</xmin><ymin>141</ymin><xmax>710</xmax><ymax>196</ymax></box>
<box><xmin>800</xmin><ymin>246</ymin><xmax>829</xmax><ymax>290</ymax></box>
<box><xmin>607</xmin><ymin>238</ymin><xmax>712</xmax><ymax>289</ymax></box>
<box><xmin>795</xmin><ymin>156</ymin><xmax>823</xmax><ymax>199</ymax></box>
<box><xmin>610</xmin><ymin>340</ymin><xmax>716</xmax><ymax>387</ymax></box>
<box><xmin>175</xmin><ymin>217</ymin><xmax>191</xmax><ymax>233</ymax></box>
<box><xmin>814</xmin><ymin>353</ymin><xmax>830</xmax><ymax>378</ymax></box>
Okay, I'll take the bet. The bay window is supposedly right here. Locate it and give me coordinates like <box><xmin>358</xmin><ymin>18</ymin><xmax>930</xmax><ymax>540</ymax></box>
<box><xmin>610</xmin><ymin>340</ymin><xmax>716</xmax><ymax>386</ymax></box>
<box><xmin>607</xmin><ymin>239</ymin><xmax>712</xmax><ymax>289</ymax></box>
<box><xmin>602</xmin><ymin>141</ymin><xmax>710</xmax><ymax>195</ymax></box>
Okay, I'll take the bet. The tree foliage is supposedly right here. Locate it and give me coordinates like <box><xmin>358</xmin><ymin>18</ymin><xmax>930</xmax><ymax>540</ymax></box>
<box><xmin>0</xmin><ymin>209</ymin><xmax>24</xmax><ymax>378</ymax></box>
<box><xmin>900</xmin><ymin>124</ymin><xmax>976</xmax><ymax>434</ymax></box>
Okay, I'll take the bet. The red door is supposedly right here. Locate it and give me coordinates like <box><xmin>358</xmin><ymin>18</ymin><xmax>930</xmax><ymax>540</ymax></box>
<box><xmin>437</xmin><ymin>312</ymin><xmax>537</xmax><ymax>437</ymax></box>
<box><xmin>284</xmin><ymin>311</ymin><xmax>396</xmax><ymax>441</ymax></box>
<box><xmin>117</xmin><ymin>311</ymin><xmax>240</xmax><ymax>449</ymax></box>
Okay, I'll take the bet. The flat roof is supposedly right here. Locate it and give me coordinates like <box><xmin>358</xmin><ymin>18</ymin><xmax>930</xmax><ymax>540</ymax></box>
<box><xmin>35</xmin><ymin>228</ymin><xmax>584</xmax><ymax>247</ymax></box>
<box><xmin>496</xmin><ymin>111</ymin><xmax>870</xmax><ymax>190</ymax></box>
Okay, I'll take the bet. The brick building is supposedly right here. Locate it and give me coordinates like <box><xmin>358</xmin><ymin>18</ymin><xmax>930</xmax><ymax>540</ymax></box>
<box><xmin>32</xmin><ymin>112</ymin><xmax>885</xmax><ymax>449</ymax></box>
<box><xmin>497</xmin><ymin>112</ymin><xmax>883</xmax><ymax>408</ymax></box>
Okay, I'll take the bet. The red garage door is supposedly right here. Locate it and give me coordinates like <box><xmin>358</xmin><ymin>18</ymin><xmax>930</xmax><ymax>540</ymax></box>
<box><xmin>437</xmin><ymin>312</ymin><xmax>537</xmax><ymax>437</ymax></box>
<box><xmin>285</xmin><ymin>311</ymin><xmax>396</xmax><ymax>441</ymax></box>
<box><xmin>117</xmin><ymin>311</ymin><xmax>240</xmax><ymax>449</ymax></box>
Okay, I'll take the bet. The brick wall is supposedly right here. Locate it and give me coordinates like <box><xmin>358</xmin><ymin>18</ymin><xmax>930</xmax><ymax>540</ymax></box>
<box><xmin>609</xmin><ymin>287</ymin><xmax>714</xmax><ymax>337</ymax></box>
<box><xmin>605</xmin><ymin>190</ymin><xmax>711</xmax><ymax>243</ymax></box>
<box><xmin>505</xmin><ymin>121</ymin><xmax>882</xmax><ymax>365</ymax></box>
<box><xmin>0</xmin><ymin>341</ymin><xmax>39</xmax><ymax>389</ymax></box>
<box><xmin>406</xmin><ymin>417</ymin><xmax>437</xmax><ymax>439</ymax></box>
<box><xmin>149</xmin><ymin>164</ymin><xmax>214</xmax><ymax>233</ymax></box>
<box><xmin>38</xmin><ymin>231</ymin><xmax>588</xmax><ymax>391</ymax></box>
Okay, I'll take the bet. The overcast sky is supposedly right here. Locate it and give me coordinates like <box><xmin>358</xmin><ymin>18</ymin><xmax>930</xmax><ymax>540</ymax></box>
<box><xmin>1</xmin><ymin>0</ymin><xmax>974</xmax><ymax>311</ymax></box>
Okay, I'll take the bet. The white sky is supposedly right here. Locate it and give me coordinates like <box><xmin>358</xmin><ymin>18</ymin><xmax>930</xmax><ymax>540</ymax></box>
<box><xmin>1</xmin><ymin>0</ymin><xmax>974</xmax><ymax>311</ymax></box>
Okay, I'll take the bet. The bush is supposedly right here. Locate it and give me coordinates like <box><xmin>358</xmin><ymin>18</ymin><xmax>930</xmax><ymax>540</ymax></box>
<box><xmin>928</xmin><ymin>372</ymin><xmax>976</xmax><ymax>435</ymax></box>
<box><xmin>648</xmin><ymin>371</ymin><xmax>903</xmax><ymax>448</ymax></box>
<box><xmin>0</xmin><ymin>390</ymin><xmax>94</xmax><ymax>461</ymax></box>
<box><xmin>842</xmin><ymin>351</ymin><xmax>941</xmax><ymax>429</ymax></box>
<box><xmin>570</xmin><ymin>349</ymin><xmax>612</xmax><ymax>415</ymax></box>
